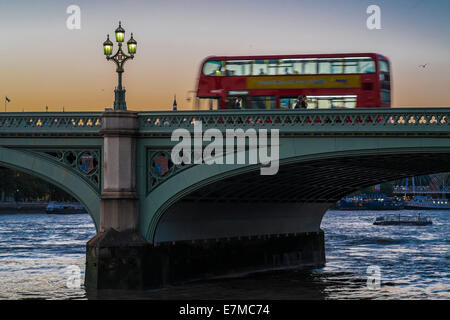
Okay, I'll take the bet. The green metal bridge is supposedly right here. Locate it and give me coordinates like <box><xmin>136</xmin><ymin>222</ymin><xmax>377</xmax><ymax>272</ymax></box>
<box><xmin>2</xmin><ymin>108</ymin><xmax>450</xmax><ymax>288</ymax></box>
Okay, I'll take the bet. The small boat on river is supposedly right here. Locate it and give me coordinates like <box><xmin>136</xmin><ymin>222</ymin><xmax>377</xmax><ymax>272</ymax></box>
<box><xmin>46</xmin><ymin>202</ymin><xmax>87</xmax><ymax>214</ymax></box>
<box><xmin>373</xmin><ymin>213</ymin><xmax>432</xmax><ymax>226</ymax></box>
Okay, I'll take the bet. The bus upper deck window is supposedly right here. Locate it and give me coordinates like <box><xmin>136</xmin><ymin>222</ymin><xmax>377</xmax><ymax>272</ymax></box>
<box><xmin>331</xmin><ymin>60</ymin><xmax>344</xmax><ymax>74</ymax></box>
<box><xmin>266</xmin><ymin>59</ymin><xmax>278</xmax><ymax>75</ymax></box>
<box><xmin>379</xmin><ymin>60</ymin><xmax>389</xmax><ymax>73</ymax></box>
<box><xmin>359</xmin><ymin>59</ymin><xmax>375</xmax><ymax>73</ymax></box>
<box><xmin>203</xmin><ymin>61</ymin><xmax>223</xmax><ymax>76</ymax></box>
<box><xmin>344</xmin><ymin>60</ymin><xmax>358</xmax><ymax>74</ymax></box>
<box><xmin>304</xmin><ymin>60</ymin><xmax>317</xmax><ymax>74</ymax></box>
<box><xmin>253</xmin><ymin>60</ymin><xmax>268</xmax><ymax>75</ymax></box>
<box><xmin>225</xmin><ymin>60</ymin><xmax>251</xmax><ymax>76</ymax></box>
<box><xmin>318</xmin><ymin>60</ymin><xmax>331</xmax><ymax>74</ymax></box>
<box><xmin>291</xmin><ymin>60</ymin><xmax>302</xmax><ymax>74</ymax></box>
<box><xmin>278</xmin><ymin>60</ymin><xmax>294</xmax><ymax>75</ymax></box>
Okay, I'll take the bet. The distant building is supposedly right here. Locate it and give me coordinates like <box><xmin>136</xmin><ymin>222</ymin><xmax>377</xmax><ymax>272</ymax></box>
<box><xmin>173</xmin><ymin>95</ymin><xmax>177</xmax><ymax>111</ymax></box>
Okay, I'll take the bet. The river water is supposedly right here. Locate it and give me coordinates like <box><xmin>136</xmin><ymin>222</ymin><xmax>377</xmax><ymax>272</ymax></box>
<box><xmin>0</xmin><ymin>209</ymin><xmax>448</xmax><ymax>300</ymax></box>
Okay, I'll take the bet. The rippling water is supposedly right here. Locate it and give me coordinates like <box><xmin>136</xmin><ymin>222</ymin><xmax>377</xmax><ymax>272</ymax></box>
<box><xmin>0</xmin><ymin>210</ymin><xmax>448</xmax><ymax>300</ymax></box>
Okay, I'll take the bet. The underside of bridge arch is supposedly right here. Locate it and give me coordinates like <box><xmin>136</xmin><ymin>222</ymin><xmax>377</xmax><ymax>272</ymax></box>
<box><xmin>183</xmin><ymin>152</ymin><xmax>450</xmax><ymax>203</ymax></box>
<box><xmin>153</xmin><ymin>152</ymin><xmax>450</xmax><ymax>243</ymax></box>
<box><xmin>0</xmin><ymin>147</ymin><xmax>100</xmax><ymax>230</ymax></box>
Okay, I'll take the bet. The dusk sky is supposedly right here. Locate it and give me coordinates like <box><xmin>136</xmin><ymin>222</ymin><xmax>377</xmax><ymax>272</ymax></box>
<box><xmin>1</xmin><ymin>0</ymin><xmax>450</xmax><ymax>111</ymax></box>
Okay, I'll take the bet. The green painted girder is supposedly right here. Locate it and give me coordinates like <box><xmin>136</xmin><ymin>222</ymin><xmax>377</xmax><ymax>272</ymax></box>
<box><xmin>138</xmin><ymin>108</ymin><xmax>450</xmax><ymax>134</ymax></box>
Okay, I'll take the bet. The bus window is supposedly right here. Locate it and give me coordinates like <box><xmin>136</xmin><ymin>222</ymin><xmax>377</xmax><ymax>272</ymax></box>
<box><xmin>225</xmin><ymin>60</ymin><xmax>252</xmax><ymax>76</ymax></box>
<box><xmin>379</xmin><ymin>60</ymin><xmax>389</xmax><ymax>73</ymax></box>
<box><xmin>267</xmin><ymin>59</ymin><xmax>278</xmax><ymax>75</ymax></box>
<box><xmin>318</xmin><ymin>60</ymin><xmax>331</xmax><ymax>74</ymax></box>
<box><xmin>305</xmin><ymin>95</ymin><xmax>357</xmax><ymax>109</ymax></box>
<box><xmin>318</xmin><ymin>99</ymin><xmax>332</xmax><ymax>109</ymax></box>
<box><xmin>203</xmin><ymin>61</ymin><xmax>223</xmax><ymax>76</ymax></box>
<box><xmin>331</xmin><ymin>59</ymin><xmax>344</xmax><ymax>74</ymax></box>
<box><xmin>304</xmin><ymin>60</ymin><xmax>317</xmax><ymax>74</ymax></box>
<box><xmin>225</xmin><ymin>96</ymin><xmax>249</xmax><ymax>109</ymax></box>
<box><xmin>198</xmin><ymin>98</ymin><xmax>219</xmax><ymax>110</ymax></box>
<box><xmin>344</xmin><ymin>99</ymin><xmax>357</xmax><ymax>108</ymax></box>
<box><xmin>291</xmin><ymin>59</ymin><xmax>304</xmax><ymax>74</ymax></box>
<box><xmin>307</xmin><ymin>99</ymin><xmax>317</xmax><ymax>109</ymax></box>
<box><xmin>278</xmin><ymin>60</ymin><xmax>294</xmax><ymax>75</ymax></box>
<box><xmin>331</xmin><ymin>98</ymin><xmax>346</xmax><ymax>108</ymax></box>
<box><xmin>280</xmin><ymin>97</ymin><xmax>297</xmax><ymax>109</ymax></box>
<box><xmin>253</xmin><ymin>60</ymin><xmax>268</xmax><ymax>75</ymax></box>
<box><xmin>344</xmin><ymin>59</ymin><xmax>358</xmax><ymax>74</ymax></box>
<box><xmin>359</xmin><ymin>59</ymin><xmax>375</xmax><ymax>73</ymax></box>
<box><xmin>381</xmin><ymin>90</ymin><xmax>391</xmax><ymax>103</ymax></box>
<box><xmin>251</xmin><ymin>96</ymin><xmax>276</xmax><ymax>109</ymax></box>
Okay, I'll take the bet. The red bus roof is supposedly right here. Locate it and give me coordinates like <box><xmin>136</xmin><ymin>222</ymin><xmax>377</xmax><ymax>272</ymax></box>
<box><xmin>202</xmin><ymin>53</ymin><xmax>386</xmax><ymax>63</ymax></box>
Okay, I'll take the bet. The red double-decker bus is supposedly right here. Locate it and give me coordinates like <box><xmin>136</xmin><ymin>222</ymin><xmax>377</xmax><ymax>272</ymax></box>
<box><xmin>195</xmin><ymin>53</ymin><xmax>391</xmax><ymax>110</ymax></box>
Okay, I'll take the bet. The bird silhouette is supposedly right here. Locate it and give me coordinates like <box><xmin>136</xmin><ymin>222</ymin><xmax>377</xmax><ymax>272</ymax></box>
<box><xmin>419</xmin><ymin>63</ymin><xmax>428</xmax><ymax>69</ymax></box>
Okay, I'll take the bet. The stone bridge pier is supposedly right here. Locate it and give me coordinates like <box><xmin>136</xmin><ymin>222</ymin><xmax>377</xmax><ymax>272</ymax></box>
<box><xmin>85</xmin><ymin>110</ymin><xmax>152</xmax><ymax>290</ymax></box>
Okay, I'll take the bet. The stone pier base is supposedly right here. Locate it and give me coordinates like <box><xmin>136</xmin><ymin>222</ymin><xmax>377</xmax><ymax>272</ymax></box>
<box><xmin>85</xmin><ymin>229</ymin><xmax>325</xmax><ymax>290</ymax></box>
<box><xmin>85</xmin><ymin>228</ymin><xmax>151</xmax><ymax>290</ymax></box>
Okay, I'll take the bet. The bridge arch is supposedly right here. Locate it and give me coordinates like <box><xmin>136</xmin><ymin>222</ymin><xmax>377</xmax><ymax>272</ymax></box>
<box><xmin>141</xmin><ymin>135</ymin><xmax>450</xmax><ymax>243</ymax></box>
<box><xmin>0</xmin><ymin>146</ymin><xmax>100</xmax><ymax>230</ymax></box>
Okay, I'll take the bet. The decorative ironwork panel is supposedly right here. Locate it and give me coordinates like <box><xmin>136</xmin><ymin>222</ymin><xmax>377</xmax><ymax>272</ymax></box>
<box><xmin>147</xmin><ymin>149</ymin><xmax>192</xmax><ymax>193</ymax></box>
<box><xmin>31</xmin><ymin>149</ymin><xmax>101</xmax><ymax>193</ymax></box>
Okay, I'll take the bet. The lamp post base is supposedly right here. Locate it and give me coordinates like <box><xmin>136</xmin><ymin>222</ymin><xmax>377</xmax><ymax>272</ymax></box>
<box><xmin>113</xmin><ymin>88</ymin><xmax>127</xmax><ymax>111</ymax></box>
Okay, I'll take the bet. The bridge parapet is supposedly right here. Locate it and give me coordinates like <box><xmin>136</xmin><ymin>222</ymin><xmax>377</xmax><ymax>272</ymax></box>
<box><xmin>138</xmin><ymin>108</ymin><xmax>450</xmax><ymax>134</ymax></box>
<box><xmin>2</xmin><ymin>109</ymin><xmax>450</xmax><ymax>135</ymax></box>
<box><xmin>0</xmin><ymin>112</ymin><xmax>103</xmax><ymax>135</ymax></box>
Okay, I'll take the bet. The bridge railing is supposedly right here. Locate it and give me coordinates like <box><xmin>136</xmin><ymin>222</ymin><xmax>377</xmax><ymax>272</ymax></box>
<box><xmin>0</xmin><ymin>113</ymin><xmax>103</xmax><ymax>134</ymax></box>
<box><xmin>138</xmin><ymin>108</ymin><xmax>450</xmax><ymax>134</ymax></box>
<box><xmin>2</xmin><ymin>109</ymin><xmax>450</xmax><ymax>135</ymax></box>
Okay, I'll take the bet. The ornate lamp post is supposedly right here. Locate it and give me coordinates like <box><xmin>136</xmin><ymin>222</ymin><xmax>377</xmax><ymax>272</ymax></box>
<box><xmin>103</xmin><ymin>21</ymin><xmax>137</xmax><ymax>110</ymax></box>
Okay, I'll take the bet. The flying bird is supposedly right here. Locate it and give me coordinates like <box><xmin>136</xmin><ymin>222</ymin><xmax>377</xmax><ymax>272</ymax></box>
<box><xmin>419</xmin><ymin>63</ymin><xmax>428</xmax><ymax>69</ymax></box>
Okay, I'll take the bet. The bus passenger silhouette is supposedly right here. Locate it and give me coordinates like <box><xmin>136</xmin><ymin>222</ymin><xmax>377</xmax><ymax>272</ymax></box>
<box><xmin>294</xmin><ymin>95</ymin><xmax>308</xmax><ymax>109</ymax></box>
